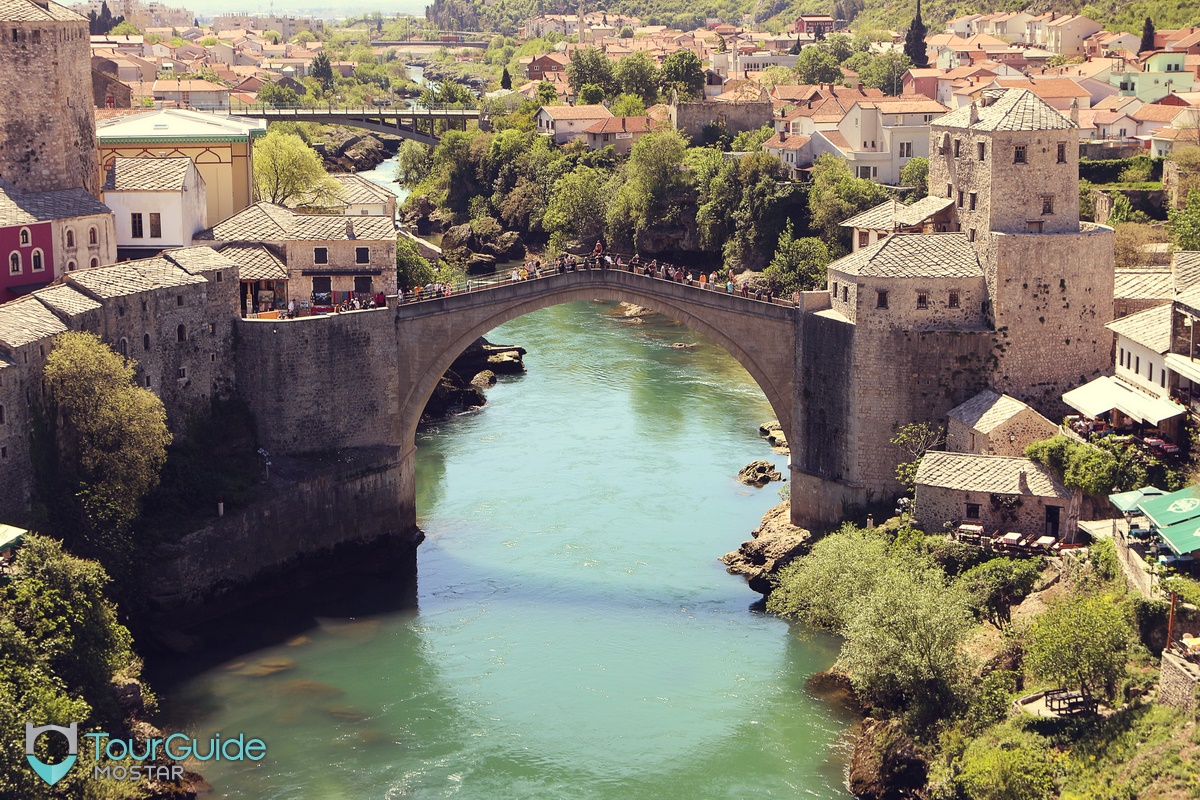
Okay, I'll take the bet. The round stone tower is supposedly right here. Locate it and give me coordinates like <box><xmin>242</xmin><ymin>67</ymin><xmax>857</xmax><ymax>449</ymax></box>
<box><xmin>0</xmin><ymin>0</ymin><xmax>98</xmax><ymax>196</ymax></box>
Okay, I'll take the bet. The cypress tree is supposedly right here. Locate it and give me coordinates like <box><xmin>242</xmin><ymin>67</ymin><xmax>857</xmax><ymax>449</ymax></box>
<box><xmin>500</xmin><ymin>66</ymin><xmax>512</xmax><ymax>90</ymax></box>
<box><xmin>1139</xmin><ymin>17</ymin><xmax>1156</xmax><ymax>54</ymax></box>
<box><xmin>904</xmin><ymin>0</ymin><xmax>929</xmax><ymax>68</ymax></box>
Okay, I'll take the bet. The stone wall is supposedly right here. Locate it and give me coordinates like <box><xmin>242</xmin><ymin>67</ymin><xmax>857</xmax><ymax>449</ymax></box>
<box><xmin>283</xmin><ymin>237</ymin><xmax>398</xmax><ymax>302</ymax></box>
<box><xmin>670</xmin><ymin>99</ymin><xmax>772</xmax><ymax>141</ymax></box>
<box><xmin>913</xmin><ymin>482</ymin><xmax>1070</xmax><ymax>536</ymax></box>
<box><xmin>1158</xmin><ymin>652</ymin><xmax>1200</xmax><ymax>714</ymax></box>
<box><xmin>947</xmin><ymin>408</ymin><xmax>1059</xmax><ymax>456</ymax></box>
<box><xmin>0</xmin><ymin>18</ymin><xmax>98</xmax><ymax>196</ymax></box>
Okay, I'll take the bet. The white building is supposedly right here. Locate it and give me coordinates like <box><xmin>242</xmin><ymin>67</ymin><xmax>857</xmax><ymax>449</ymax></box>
<box><xmin>808</xmin><ymin>96</ymin><xmax>947</xmax><ymax>184</ymax></box>
<box><xmin>100</xmin><ymin>157</ymin><xmax>207</xmax><ymax>260</ymax></box>
<box><xmin>535</xmin><ymin>104</ymin><xmax>613</xmax><ymax>145</ymax></box>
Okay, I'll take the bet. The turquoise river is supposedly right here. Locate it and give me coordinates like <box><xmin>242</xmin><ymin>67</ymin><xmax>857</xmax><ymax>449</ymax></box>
<box><xmin>159</xmin><ymin>301</ymin><xmax>856</xmax><ymax>799</ymax></box>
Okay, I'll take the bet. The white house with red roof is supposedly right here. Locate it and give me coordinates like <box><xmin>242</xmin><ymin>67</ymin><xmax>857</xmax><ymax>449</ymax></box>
<box><xmin>535</xmin><ymin>104</ymin><xmax>613</xmax><ymax>145</ymax></box>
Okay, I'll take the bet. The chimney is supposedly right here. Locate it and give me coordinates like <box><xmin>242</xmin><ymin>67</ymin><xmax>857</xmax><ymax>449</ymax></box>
<box><xmin>622</xmin><ymin>116</ymin><xmax>626</xmax><ymax>131</ymax></box>
<box><xmin>1018</xmin><ymin>468</ymin><xmax>1029</xmax><ymax>493</ymax></box>
<box><xmin>780</xmin><ymin>131</ymin><xmax>787</xmax><ymax>142</ymax></box>
<box><xmin>346</xmin><ymin>219</ymin><xmax>355</xmax><ymax>239</ymax></box>
<box><xmin>1069</xmin><ymin>96</ymin><xmax>1079</xmax><ymax>124</ymax></box>
<box><xmin>30</xmin><ymin>0</ymin><xmax>49</xmax><ymax>7</ymax></box>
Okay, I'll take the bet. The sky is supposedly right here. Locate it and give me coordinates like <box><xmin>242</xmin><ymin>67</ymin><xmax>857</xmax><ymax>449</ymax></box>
<box><xmin>196</xmin><ymin>0</ymin><xmax>428</xmax><ymax>21</ymax></box>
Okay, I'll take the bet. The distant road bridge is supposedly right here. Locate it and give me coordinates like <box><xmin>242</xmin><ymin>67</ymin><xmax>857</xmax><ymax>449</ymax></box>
<box><xmin>212</xmin><ymin>104</ymin><xmax>483</xmax><ymax>144</ymax></box>
<box><xmin>373</xmin><ymin>39</ymin><xmax>490</xmax><ymax>49</ymax></box>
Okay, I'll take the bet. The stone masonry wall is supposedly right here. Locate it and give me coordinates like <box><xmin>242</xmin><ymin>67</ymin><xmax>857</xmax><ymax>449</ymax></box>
<box><xmin>671</xmin><ymin>99</ymin><xmax>773</xmax><ymax>141</ymax></box>
<box><xmin>1159</xmin><ymin>652</ymin><xmax>1200</xmax><ymax>714</ymax></box>
<box><xmin>0</xmin><ymin>18</ymin><xmax>98</xmax><ymax>196</ymax></box>
<box><xmin>947</xmin><ymin>408</ymin><xmax>1059</xmax><ymax>456</ymax></box>
<box><xmin>914</xmin><ymin>482</ymin><xmax>1066</xmax><ymax>536</ymax></box>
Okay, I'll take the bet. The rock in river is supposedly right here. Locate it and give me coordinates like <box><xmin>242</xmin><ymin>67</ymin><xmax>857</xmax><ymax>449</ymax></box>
<box><xmin>847</xmin><ymin>718</ymin><xmax>927</xmax><ymax>800</ymax></box>
<box><xmin>737</xmin><ymin>460</ymin><xmax>782</xmax><ymax>487</ymax></box>
<box><xmin>720</xmin><ymin>502</ymin><xmax>810</xmax><ymax>595</ymax></box>
<box><xmin>758</xmin><ymin>419</ymin><xmax>789</xmax><ymax>452</ymax></box>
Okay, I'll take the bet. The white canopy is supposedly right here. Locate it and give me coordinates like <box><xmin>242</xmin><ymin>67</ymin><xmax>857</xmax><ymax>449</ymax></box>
<box><xmin>1062</xmin><ymin>376</ymin><xmax>1185</xmax><ymax>426</ymax></box>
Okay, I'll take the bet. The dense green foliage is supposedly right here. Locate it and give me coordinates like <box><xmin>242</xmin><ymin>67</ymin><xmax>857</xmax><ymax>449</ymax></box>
<box><xmin>1025</xmin><ymin>435</ymin><xmax>1185</xmax><ymax>497</ymax></box>
<box><xmin>1025</xmin><ymin>594</ymin><xmax>1133</xmax><ymax>699</ymax></box>
<box><xmin>1170</xmin><ymin>187</ymin><xmax>1200</xmax><ymax>251</ymax></box>
<box><xmin>1079</xmin><ymin>155</ymin><xmax>1163</xmax><ymax>185</ymax></box>
<box><xmin>762</xmin><ymin>222</ymin><xmax>831</xmax><ymax>294</ymax></box>
<box><xmin>958</xmin><ymin>558</ymin><xmax>1042</xmax><ymax>628</ymax></box>
<box><xmin>900</xmin><ymin>157</ymin><xmax>928</xmax><ymax>200</ymax></box>
<box><xmin>253</xmin><ymin>129</ymin><xmax>341</xmax><ymax>207</ymax></box>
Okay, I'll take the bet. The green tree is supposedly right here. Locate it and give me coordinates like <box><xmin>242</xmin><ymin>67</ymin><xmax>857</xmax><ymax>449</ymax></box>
<box><xmin>903</xmin><ymin>0</ymin><xmax>928</xmax><ymax>67</ymax></box>
<box><xmin>900</xmin><ymin>156</ymin><xmax>929</xmax><ymax>199</ymax></box>
<box><xmin>1169</xmin><ymin>187</ymin><xmax>1200</xmax><ymax>250</ymax></box>
<box><xmin>108</xmin><ymin>19</ymin><xmax>141</xmax><ymax>35</ymax></box>
<box><xmin>578</xmin><ymin>83</ymin><xmax>605</xmax><ymax>105</ymax></box>
<box><xmin>619</xmin><ymin>25</ymin><xmax>634</xmax><ymax>38</ymax></box>
<box><xmin>1107</xmin><ymin>191</ymin><xmax>1134</xmax><ymax>225</ymax></box>
<box><xmin>659</xmin><ymin>49</ymin><xmax>706</xmax><ymax>101</ymax></box>
<box><xmin>610</xmin><ymin>93</ymin><xmax>647</xmax><ymax>116</ymax></box>
<box><xmin>1025</xmin><ymin>594</ymin><xmax>1132</xmax><ymax>699</ymax></box>
<box><xmin>730</xmin><ymin>124</ymin><xmax>773</xmax><ymax>151</ymax></box>
<box><xmin>793</xmin><ymin>46</ymin><xmax>842</xmax><ymax>84</ymax></box>
<box><xmin>566</xmin><ymin>47</ymin><xmax>617</xmax><ymax>96</ymax></box>
<box><xmin>958</xmin><ymin>558</ymin><xmax>1043</xmax><ymax>628</ymax></box>
<box><xmin>1025</xmin><ymin>435</ymin><xmax>1119</xmax><ymax>496</ymax></box>
<box><xmin>892</xmin><ymin>421</ymin><xmax>946</xmax><ymax>490</ymax></box>
<box><xmin>396</xmin><ymin>234</ymin><xmax>435</xmax><ymax>289</ymax></box>
<box><xmin>500</xmin><ymin>65</ymin><xmax>512</xmax><ymax>90</ymax></box>
<box><xmin>536</xmin><ymin>81</ymin><xmax>558</xmax><ymax>105</ymax></box>
<box><xmin>394</xmin><ymin>139</ymin><xmax>432</xmax><ymax>186</ymax></box>
<box><xmin>544</xmin><ymin>165</ymin><xmax>610</xmax><ymax>250</ymax></box>
<box><xmin>955</xmin><ymin>728</ymin><xmax>1055</xmax><ymax>800</ymax></box>
<box><xmin>292</xmin><ymin>30</ymin><xmax>317</xmax><ymax>44</ymax></box>
<box><xmin>310</xmin><ymin>50</ymin><xmax>335</xmax><ymax>92</ymax></box>
<box><xmin>606</xmin><ymin>129</ymin><xmax>689</xmax><ymax>246</ymax></box>
<box><xmin>1140</xmin><ymin>17</ymin><xmax>1156</xmax><ymax>54</ymax></box>
<box><xmin>762</xmin><ymin>221</ymin><xmax>831</xmax><ymax>294</ymax></box>
<box><xmin>616</xmin><ymin>51</ymin><xmax>659</xmax><ymax>105</ymax></box>
<box><xmin>253</xmin><ymin>128</ymin><xmax>342</xmax><ymax>206</ymax></box>
<box><xmin>859</xmin><ymin>50</ymin><xmax>913</xmax><ymax>95</ymax></box>
<box><xmin>808</xmin><ymin>154</ymin><xmax>889</xmax><ymax>246</ymax></box>
<box><xmin>42</xmin><ymin>332</ymin><xmax>172</xmax><ymax>536</ymax></box>
<box><xmin>263</xmin><ymin>29</ymin><xmax>282</xmax><ymax>44</ymax></box>
<box><xmin>822</xmin><ymin>32</ymin><xmax>855</xmax><ymax>62</ymax></box>
<box><xmin>258</xmin><ymin>81</ymin><xmax>300</xmax><ymax>108</ymax></box>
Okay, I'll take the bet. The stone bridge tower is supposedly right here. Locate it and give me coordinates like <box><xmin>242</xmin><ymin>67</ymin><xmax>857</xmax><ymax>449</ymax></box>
<box><xmin>0</xmin><ymin>0</ymin><xmax>98</xmax><ymax>196</ymax></box>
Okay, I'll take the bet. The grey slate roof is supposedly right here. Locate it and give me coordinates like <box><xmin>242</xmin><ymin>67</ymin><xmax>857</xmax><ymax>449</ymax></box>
<box><xmin>165</xmin><ymin>245</ymin><xmax>238</xmax><ymax>274</ymax></box>
<box><xmin>840</xmin><ymin>195</ymin><xmax>954</xmax><ymax>230</ymax></box>
<box><xmin>933</xmin><ymin>88</ymin><xmax>1075</xmax><ymax>131</ymax></box>
<box><xmin>1114</xmin><ymin>267</ymin><xmax>1173</xmax><ymax>301</ymax></box>
<box><xmin>1106</xmin><ymin>303</ymin><xmax>1173</xmax><ymax>354</ymax></box>
<box><xmin>66</xmin><ymin>255</ymin><xmax>207</xmax><ymax>299</ymax></box>
<box><xmin>0</xmin><ymin>0</ymin><xmax>85</xmax><ymax>22</ymax></box>
<box><xmin>1172</xmin><ymin>251</ymin><xmax>1200</xmax><ymax>294</ymax></box>
<box><xmin>0</xmin><ymin>179</ymin><xmax>112</xmax><ymax>226</ymax></box>
<box><xmin>32</xmin><ymin>284</ymin><xmax>101</xmax><ymax>316</ymax></box>
<box><xmin>0</xmin><ymin>295</ymin><xmax>67</xmax><ymax>348</ymax></box>
<box><xmin>826</xmin><ymin>233</ymin><xmax>982</xmax><ymax>279</ymax></box>
<box><xmin>328</xmin><ymin>173</ymin><xmax>395</xmax><ymax>205</ymax></box>
<box><xmin>948</xmin><ymin>389</ymin><xmax>1038</xmax><ymax>433</ymax></box>
<box><xmin>218</xmin><ymin>243</ymin><xmax>288</xmax><ymax>281</ymax></box>
<box><xmin>915</xmin><ymin>451</ymin><xmax>1071</xmax><ymax>497</ymax></box>
<box><xmin>196</xmin><ymin>202</ymin><xmax>396</xmax><ymax>242</ymax></box>
<box><xmin>102</xmin><ymin>157</ymin><xmax>192</xmax><ymax>192</ymax></box>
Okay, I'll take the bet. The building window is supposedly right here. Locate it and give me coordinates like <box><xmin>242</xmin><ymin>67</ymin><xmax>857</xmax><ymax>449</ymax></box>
<box><xmin>1027</xmin><ymin>220</ymin><xmax>1043</xmax><ymax>233</ymax></box>
<box><xmin>149</xmin><ymin>213</ymin><xmax>161</xmax><ymax>238</ymax></box>
<box><xmin>19</xmin><ymin>228</ymin><xmax>29</xmax><ymax>246</ymax></box>
<box><xmin>145</xmin><ymin>376</ymin><xmax>151</xmax><ymax>387</ymax></box>
<box><xmin>177</xmin><ymin>324</ymin><xmax>187</xmax><ymax>342</ymax></box>
<box><xmin>90</xmin><ymin>257</ymin><xmax>98</xmax><ymax>268</ymax></box>
<box><xmin>118</xmin><ymin>338</ymin><xmax>128</xmax><ymax>357</ymax></box>
<box><xmin>88</xmin><ymin>227</ymin><xmax>97</xmax><ymax>245</ymax></box>
<box><xmin>899</xmin><ymin>141</ymin><xmax>913</xmax><ymax>158</ymax></box>
<box><xmin>946</xmin><ymin>183</ymin><xmax>952</xmax><ymax>198</ymax></box>
<box><xmin>1149</xmin><ymin>363</ymin><xmax>1154</xmax><ymax>381</ymax></box>
<box><xmin>8</xmin><ymin>252</ymin><xmax>19</xmax><ymax>275</ymax></box>
<box><xmin>178</xmin><ymin>366</ymin><xmax>187</xmax><ymax>379</ymax></box>
<box><xmin>858</xmin><ymin>231</ymin><xmax>869</xmax><ymax>248</ymax></box>
<box><xmin>969</xmin><ymin>192</ymin><xmax>977</xmax><ymax>211</ymax></box>
<box><xmin>968</xmin><ymin>228</ymin><xmax>976</xmax><ymax>242</ymax></box>
<box><xmin>355</xmin><ymin>246</ymin><xmax>370</xmax><ymax>264</ymax></box>
<box><xmin>131</xmin><ymin>213</ymin><xmax>143</xmax><ymax>239</ymax></box>
<box><xmin>1014</xmin><ymin>145</ymin><xmax>1027</xmax><ymax>164</ymax></box>
<box><xmin>215</xmin><ymin>271</ymin><xmax>223</xmax><ymax>282</ymax></box>
<box><xmin>842</xmin><ymin>285</ymin><xmax>849</xmax><ymax>302</ymax></box>
<box><xmin>1041</xmin><ymin>195</ymin><xmax>1054</xmax><ymax>215</ymax></box>
<box><xmin>965</xmin><ymin>503</ymin><xmax>981</xmax><ymax>519</ymax></box>
<box><xmin>1057</xmin><ymin>142</ymin><xmax>1067</xmax><ymax>163</ymax></box>
<box><xmin>876</xmin><ymin>290</ymin><xmax>888</xmax><ymax>309</ymax></box>
<box><xmin>143</xmin><ymin>333</ymin><xmax>151</xmax><ymax>351</ymax></box>
<box><xmin>354</xmin><ymin>276</ymin><xmax>373</xmax><ymax>294</ymax></box>
<box><xmin>916</xmin><ymin>291</ymin><xmax>928</xmax><ymax>309</ymax></box>
<box><xmin>66</xmin><ymin>260</ymin><xmax>75</xmax><ymax>272</ymax></box>
<box><xmin>949</xmin><ymin>291</ymin><xmax>960</xmax><ymax>308</ymax></box>
<box><xmin>977</xmin><ymin>141</ymin><xmax>986</xmax><ymax>161</ymax></box>
<box><xmin>31</xmin><ymin>249</ymin><xmax>43</xmax><ymax>272</ymax></box>
<box><xmin>66</xmin><ymin>229</ymin><xmax>75</xmax><ymax>247</ymax></box>
<box><xmin>0</xmin><ymin>405</ymin><xmax>4</xmax><ymax>424</ymax></box>
<box><xmin>1119</xmin><ymin>347</ymin><xmax>1125</xmax><ymax>366</ymax></box>
<box><xmin>208</xmin><ymin>323</ymin><xmax>215</xmax><ymax>334</ymax></box>
<box><xmin>832</xmin><ymin>281</ymin><xmax>839</xmax><ymax>297</ymax></box>
<box><xmin>957</xmin><ymin>190</ymin><xmax>964</xmax><ymax>208</ymax></box>
<box><xmin>314</xmin><ymin>247</ymin><xmax>328</xmax><ymax>264</ymax></box>
<box><xmin>953</xmin><ymin>139</ymin><xmax>961</xmax><ymax>157</ymax></box>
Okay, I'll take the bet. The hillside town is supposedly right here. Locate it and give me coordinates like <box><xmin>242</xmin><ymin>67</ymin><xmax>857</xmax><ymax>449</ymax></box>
<box><xmin>11</xmin><ymin>0</ymin><xmax>1200</xmax><ymax>796</ymax></box>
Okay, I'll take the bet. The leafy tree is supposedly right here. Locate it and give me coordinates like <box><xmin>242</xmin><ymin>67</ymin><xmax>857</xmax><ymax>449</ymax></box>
<box><xmin>253</xmin><ymin>129</ymin><xmax>342</xmax><ymax>206</ymax></box>
<box><xmin>396</xmin><ymin>234</ymin><xmax>435</xmax><ymax>288</ymax></box>
<box><xmin>808</xmin><ymin>154</ymin><xmax>889</xmax><ymax>246</ymax></box>
<box><xmin>500</xmin><ymin>66</ymin><xmax>512</xmax><ymax>90</ymax></box>
<box><xmin>859</xmin><ymin>50</ymin><xmax>913</xmax><ymax>95</ymax></box>
<box><xmin>1169</xmin><ymin>187</ymin><xmax>1200</xmax><ymax>250</ymax></box>
<box><xmin>1025</xmin><ymin>435</ymin><xmax>1123</xmax><ymax>496</ymax></box>
<box><xmin>616</xmin><ymin>51</ymin><xmax>659</xmax><ymax>106</ymax></box>
<box><xmin>903</xmin><ymin>0</ymin><xmax>928</xmax><ymax>68</ymax></box>
<box><xmin>109</xmin><ymin>19</ymin><xmax>141</xmax><ymax>35</ymax></box>
<box><xmin>395</xmin><ymin>139</ymin><xmax>432</xmax><ymax>186</ymax></box>
<box><xmin>606</xmin><ymin>129</ymin><xmax>689</xmax><ymax>247</ymax></box>
<box><xmin>822</xmin><ymin>32</ymin><xmax>855</xmax><ymax>62</ymax></box>
<box><xmin>659</xmin><ymin>49</ymin><xmax>706</xmax><ymax>101</ymax></box>
<box><xmin>310</xmin><ymin>50</ymin><xmax>335</xmax><ymax>92</ymax></box>
<box><xmin>892</xmin><ymin>421</ymin><xmax>945</xmax><ymax>490</ymax></box>
<box><xmin>610</xmin><ymin>93</ymin><xmax>647</xmax><ymax>117</ymax></box>
<box><xmin>955</xmin><ymin>728</ymin><xmax>1055</xmax><ymax>800</ymax></box>
<box><xmin>42</xmin><ymin>332</ymin><xmax>171</xmax><ymax>537</ymax></box>
<box><xmin>730</xmin><ymin>124</ymin><xmax>774</xmax><ymax>152</ymax></box>
<box><xmin>544</xmin><ymin>165</ymin><xmax>610</xmax><ymax>251</ymax></box>
<box><xmin>762</xmin><ymin>221</ymin><xmax>831</xmax><ymax>294</ymax></box>
<box><xmin>1106</xmin><ymin>191</ymin><xmax>1135</xmax><ymax>225</ymax></box>
<box><xmin>536</xmin><ymin>81</ymin><xmax>558</xmax><ymax>105</ymax></box>
<box><xmin>258</xmin><ymin>81</ymin><xmax>300</xmax><ymax>108</ymax></box>
<box><xmin>958</xmin><ymin>558</ymin><xmax>1043</xmax><ymax>628</ymax></box>
<box><xmin>1140</xmin><ymin>17</ymin><xmax>1156</xmax><ymax>54</ymax></box>
<box><xmin>292</xmin><ymin>30</ymin><xmax>317</xmax><ymax>44</ymax></box>
<box><xmin>793</xmin><ymin>46</ymin><xmax>842</xmax><ymax>84</ymax></box>
<box><xmin>900</xmin><ymin>156</ymin><xmax>928</xmax><ymax>199</ymax></box>
<box><xmin>578</xmin><ymin>83</ymin><xmax>605</xmax><ymax>105</ymax></box>
<box><xmin>566</xmin><ymin>47</ymin><xmax>617</xmax><ymax>96</ymax></box>
<box><xmin>1025</xmin><ymin>594</ymin><xmax>1132</xmax><ymax>699</ymax></box>
<box><xmin>263</xmin><ymin>29</ymin><xmax>283</xmax><ymax>44</ymax></box>
<box><xmin>619</xmin><ymin>26</ymin><xmax>634</xmax><ymax>38</ymax></box>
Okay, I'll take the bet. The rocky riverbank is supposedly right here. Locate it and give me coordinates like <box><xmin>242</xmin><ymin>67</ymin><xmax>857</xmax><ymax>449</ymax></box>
<box><xmin>422</xmin><ymin>337</ymin><xmax>527</xmax><ymax>421</ymax></box>
<box><xmin>720</xmin><ymin>502</ymin><xmax>810</xmax><ymax>595</ymax></box>
<box><xmin>314</xmin><ymin>125</ymin><xmax>402</xmax><ymax>173</ymax></box>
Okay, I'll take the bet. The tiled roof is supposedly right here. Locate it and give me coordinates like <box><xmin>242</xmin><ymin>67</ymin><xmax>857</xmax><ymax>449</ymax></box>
<box><xmin>328</xmin><ymin>174</ymin><xmax>394</xmax><ymax>205</ymax></box>
<box><xmin>1114</xmin><ymin>267</ymin><xmax>1173</xmax><ymax>300</ymax></box>
<box><xmin>818</xmin><ymin>129</ymin><xmax>851</xmax><ymax>151</ymax></box>
<box><xmin>96</xmin><ymin>108</ymin><xmax>266</xmax><ymax>141</ymax></box>
<box><xmin>584</xmin><ymin>116</ymin><xmax>652</xmax><ymax>134</ymax></box>
<box><xmin>1173</xmin><ymin>251</ymin><xmax>1200</xmax><ymax>293</ymax></box>
<box><xmin>840</xmin><ymin>195</ymin><xmax>954</xmax><ymax>230</ymax></box>
<box><xmin>1131</xmin><ymin>103</ymin><xmax>1185</xmax><ymax>122</ymax></box>
<box><xmin>197</xmin><ymin>202</ymin><xmax>395</xmax><ymax>242</ymax></box>
<box><xmin>0</xmin><ymin>296</ymin><xmax>67</xmax><ymax>348</ymax></box>
<box><xmin>915</xmin><ymin>451</ymin><xmax>1071</xmax><ymax>497</ymax></box>
<box><xmin>102</xmin><ymin>157</ymin><xmax>192</xmax><ymax>191</ymax></box>
<box><xmin>32</xmin><ymin>284</ymin><xmax>101</xmax><ymax>316</ymax></box>
<box><xmin>152</xmin><ymin>79</ymin><xmax>229</xmax><ymax>92</ymax></box>
<box><xmin>0</xmin><ymin>0</ymin><xmax>84</xmax><ymax>22</ymax></box>
<box><xmin>859</xmin><ymin>96</ymin><xmax>948</xmax><ymax>114</ymax></box>
<box><xmin>165</xmin><ymin>246</ymin><xmax>237</xmax><ymax>274</ymax></box>
<box><xmin>217</xmin><ymin>243</ymin><xmax>287</xmax><ymax>281</ymax></box>
<box><xmin>66</xmin><ymin>254</ymin><xmax>208</xmax><ymax>299</ymax></box>
<box><xmin>0</xmin><ymin>179</ymin><xmax>111</xmax><ymax>226</ymax></box>
<box><xmin>934</xmin><ymin>88</ymin><xmax>1074</xmax><ymax>131</ymax></box>
<box><xmin>763</xmin><ymin>131</ymin><xmax>810</xmax><ymax>150</ymax></box>
<box><xmin>948</xmin><ymin>389</ymin><xmax>1036</xmax><ymax>433</ymax></box>
<box><xmin>539</xmin><ymin>104</ymin><xmax>613</xmax><ymax>120</ymax></box>
<box><xmin>993</xmin><ymin>77</ymin><xmax>1091</xmax><ymax>98</ymax></box>
<box><xmin>827</xmin><ymin>233</ymin><xmax>982</xmax><ymax>279</ymax></box>
<box><xmin>1106</xmin><ymin>303</ymin><xmax>1173</xmax><ymax>354</ymax></box>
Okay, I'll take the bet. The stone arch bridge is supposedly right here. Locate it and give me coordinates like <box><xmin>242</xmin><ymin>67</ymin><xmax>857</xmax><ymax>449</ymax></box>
<box><xmin>235</xmin><ymin>269</ymin><xmax>874</xmax><ymax>533</ymax></box>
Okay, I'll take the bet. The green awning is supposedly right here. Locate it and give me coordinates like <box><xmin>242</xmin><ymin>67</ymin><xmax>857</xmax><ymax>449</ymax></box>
<box><xmin>0</xmin><ymin>525</ymin><xmax>26</xmax><ymax>551</ymax></box>
<box><xmin>1157</xmin><ymin>517</ymin><xmax>1200</xmax><ymax>555</ymax></box>
<box><xmin>1110</xmin><ymin>486</ymin><xmax>1167</xmax><ymax>513</ymax></box>
<box><xmin>1138</xmin><ymin>486</ymin><xmax>1200</xmax><ymax>530</ymax></box>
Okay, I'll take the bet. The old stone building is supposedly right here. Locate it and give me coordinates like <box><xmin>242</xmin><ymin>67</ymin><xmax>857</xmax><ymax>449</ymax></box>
<box><xmin>946</xmin><ymin>389</ymin><xmax>1059</xmax><ymax>457</ymax></box>
<box><xmin>841</xmin><ymin>195</ymin><xmax>957</xmax><ymax>252</ymax></box>
<box><xmin>0</xmin><ymin>0</ymin><xmax>99</xmax><ymax>197</ymax></box>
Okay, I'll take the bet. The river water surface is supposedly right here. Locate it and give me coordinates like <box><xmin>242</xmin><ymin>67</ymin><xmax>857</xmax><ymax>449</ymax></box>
<box><xmin>159</xmin><ymin>282</ymin><xmax>853</xmax><ymax>799</ymax></box>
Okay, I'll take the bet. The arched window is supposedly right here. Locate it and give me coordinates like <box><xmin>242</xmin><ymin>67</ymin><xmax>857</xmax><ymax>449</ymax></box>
<box><xmin>66</xmin><ymin>229</ymin><xmax>75</xmax><ymax>247</ymax></box>
<box><xmin>8</xmin><ymin>252</ymin><xmax>19</xmax><ymax>275</ymax></box>
<box><xmin>143</xmin><ymin>333</ymin><xmax>150</xmax><ymax>351</ymax></box>
<box><xmin>31</xmin><ymin>249</ymin><xmax>43</xmax><ymax>272</ymax></box>
<box><xmin>18</xmin><ymin>228</ymin><xmax>29</xmax><ymax>246</ymax></box>
<box><xmin>88</xmin><ymin>227</ymin><xmax>98</xmax><ymax>245</ymax></box>
<box><xmin>89</xmin><ymin>257</ymin><xmax>98</xmax><ymax>268</ymax></box>
<box><xmin>176</xmin><ymin>324</ymin><xmax>187</xmax><ymax>342</ymax></box>
<box><xmin>66</xmin><ymin>260</ymin><xmax>75</xmax><ymax>272</ymax></box>
<box><xmin>118</xmin><ymin>338</ymin><xmax>128</xmax><ymax>357</ymax></box>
